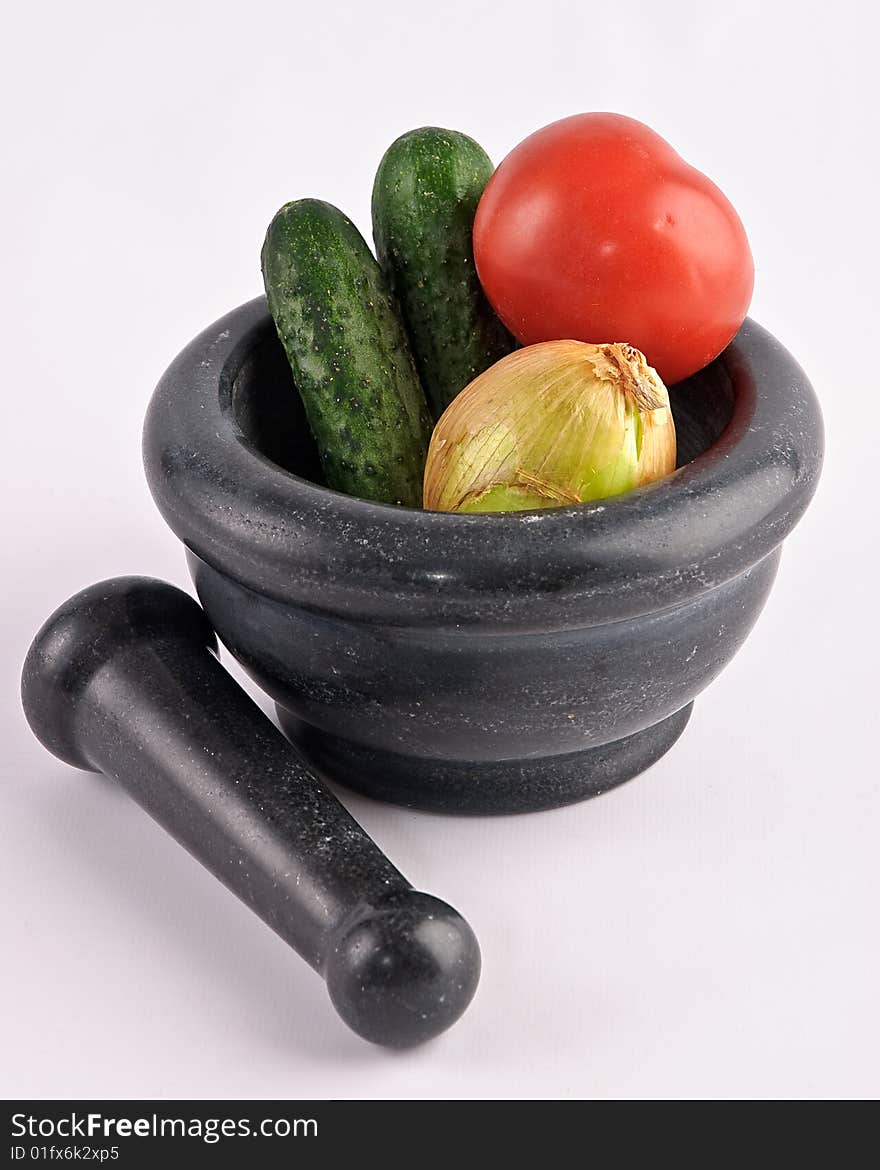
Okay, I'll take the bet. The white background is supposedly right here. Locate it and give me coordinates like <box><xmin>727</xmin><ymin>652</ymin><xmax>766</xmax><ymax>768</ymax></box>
<box><xmin>3</xmin><ymin>0</ymin><xmax>877</xmax><ymax>1100</ymax></box>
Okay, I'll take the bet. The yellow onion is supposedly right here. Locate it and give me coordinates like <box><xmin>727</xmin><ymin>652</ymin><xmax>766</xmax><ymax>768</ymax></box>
<box><xmin>423</xmin><ymin>340</ymin><xmax>676</xmax><ymax>513</ymax></box>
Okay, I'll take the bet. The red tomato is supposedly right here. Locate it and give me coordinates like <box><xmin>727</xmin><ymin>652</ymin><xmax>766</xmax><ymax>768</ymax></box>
<box><xmin>473</xmin><ymin>113</ymin><xmax>754</xmax><ymax>385</ymax></box>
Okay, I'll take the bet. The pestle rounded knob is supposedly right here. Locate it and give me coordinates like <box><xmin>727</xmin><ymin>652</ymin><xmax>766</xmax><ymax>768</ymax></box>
<box><xmin>21</xmin><ymin>577</ymin><xmax>480</xmax><ymax>1047</ymax></box>
<box><xmin>326</xmin><ymin>891</ymin><xmax>481</xmax><ymax>1049</ymax></box>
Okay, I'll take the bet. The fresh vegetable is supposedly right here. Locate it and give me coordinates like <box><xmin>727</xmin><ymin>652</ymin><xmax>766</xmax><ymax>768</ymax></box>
<box><xmin>423</xmin><ymin>340</ymin><xmax>676</xmax><ymax>513</ymax></box>
<box><xmin>473</xmin><ymin>113</ymin><xmax>754</xmax><ymax>385</ymax></box>
<box><xmin>261</xmin><ymin>198</ymin><xmax>431</xmax><ymax>506</ymax></box>
<box><xmin>372</xmin><ymin>127</ymin><xmax>515</xmax><ymax>419</ymax></box>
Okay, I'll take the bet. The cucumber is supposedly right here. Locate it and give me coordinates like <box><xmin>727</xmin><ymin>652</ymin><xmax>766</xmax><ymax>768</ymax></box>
<box><xmin>372</xmin><ymin>127</ymin><xmax>516</xmax><ymax>419</ymax></box>
<box><xmin>261</xmin><ymin>199</ymin><xmax>431</xmax><ymax>507</ymax></box>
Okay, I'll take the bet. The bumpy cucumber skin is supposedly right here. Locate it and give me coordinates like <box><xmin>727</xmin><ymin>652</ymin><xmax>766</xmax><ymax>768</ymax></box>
<box><xmin>261</xmin><ymin>199</ymin><xmax>431</xmax><ymax>507</ymax></box>
<box><xmin>372</xmin><ymin>127</ymin><xmax>516</xmax><ymax>420</ymax></box>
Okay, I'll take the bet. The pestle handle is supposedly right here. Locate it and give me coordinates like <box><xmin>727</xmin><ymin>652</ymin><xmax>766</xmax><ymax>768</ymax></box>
<box><xmin>21</xmin><ymin>577</ymin><xmax>480</xmax><ymax>1047</ymax></box>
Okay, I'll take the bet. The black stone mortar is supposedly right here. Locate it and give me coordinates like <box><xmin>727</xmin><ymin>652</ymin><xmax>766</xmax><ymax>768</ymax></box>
<box><xmin>144</xmin><ymin>298</ymin><xmax>823</xmax><ymax>814</ymax></box>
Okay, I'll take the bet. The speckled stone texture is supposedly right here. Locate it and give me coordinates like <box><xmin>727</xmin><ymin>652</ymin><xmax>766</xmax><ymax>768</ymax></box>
<box><xmin>144</xmin><ymin>298</ymin><xmax>823</xmax><ymax>814</ymax></box>
<box><xmin>21</xmin><ymin>578</ymin><xmax>481</xmax><ymax>1046</ymax></box>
